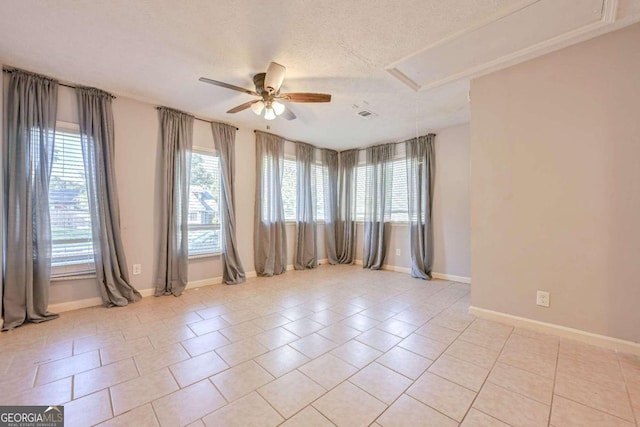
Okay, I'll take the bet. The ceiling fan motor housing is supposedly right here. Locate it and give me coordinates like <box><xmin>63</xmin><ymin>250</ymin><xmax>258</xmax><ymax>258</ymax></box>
<box><xmin>253</xmin><ymin>73</ymin><xmax>266</xmax><ymax>95</ymax></box>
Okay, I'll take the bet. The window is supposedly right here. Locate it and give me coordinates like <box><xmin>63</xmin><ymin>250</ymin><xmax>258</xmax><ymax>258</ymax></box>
<box><xmin>188</xmin><ymin>152</ymin><xmax>221</xmax><ymax>256</ymax></box>
<box><xmin>49</xmin><ymin>125</ymin><xmax>94</xmax><ymax>276</ymax></box>
<box><xmin>353</xmin><ymin>159</ymin><xmax>409</xmax><ymax>222</ymax></box>
<box><xmin>355</xmin><ymin>164</ymin><xmax>366</xmax><ymax>221</ymax></box>
<box><xmin>282</xmin><ymin>158</ymin><xmax>297</xmax><ymax>221</ymax></box>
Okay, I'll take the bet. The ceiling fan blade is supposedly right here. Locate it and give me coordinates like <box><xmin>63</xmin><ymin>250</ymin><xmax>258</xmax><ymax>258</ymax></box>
<box><xmin>281</xmin><ymin>107</ymin><xmax>296</xmax><ymax>121</ymax></box>
<box><xmin>226</xmin><ymin>100</ymin><xmax>259</xmax><ymax>114</ymax></box>
<box><xmin>264</xmin><ymin>62</ymin><xmax>286</xmax><ymax>93</ymax></box>
<box><xmin>199</xmin><ymin>77</ymin><xmax>258</xmax><ymax>96</ymax></box>
<box><xmin>278</xmin><ymin>93</ymin><xmax>331</xmax><ymax>103</ymax></box>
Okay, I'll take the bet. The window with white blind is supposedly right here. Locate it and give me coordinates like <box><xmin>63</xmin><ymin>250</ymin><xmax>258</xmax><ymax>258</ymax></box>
<box><xmin>49</xmin><ymin>124</ymin><xmax>95</xmax><ymax>276</ymax></box>
<box><xmin>188</xmin><ymin>151</ymin><xmax>221</xmax><ymax>256</ymax></box>
<box><xmin>315</xmin><ymin>162</ymin><xmax>325</xmax><ymax>222</ymax></box>
<box><xmin>282</xmin><ymin>158</ymin><xmax>297</xmax><ymax>221</ymax></box>
<box><xmin>353</xmin><ymin>159</ymin><xmax>409</xmax><ymax>222</ymax></box>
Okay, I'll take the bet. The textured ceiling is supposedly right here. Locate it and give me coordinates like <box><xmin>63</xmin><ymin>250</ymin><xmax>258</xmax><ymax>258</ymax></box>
<box><xmin>0</xmin><ymin>0</ymin><xmax>632</xmax><ymax>149</ymax></box>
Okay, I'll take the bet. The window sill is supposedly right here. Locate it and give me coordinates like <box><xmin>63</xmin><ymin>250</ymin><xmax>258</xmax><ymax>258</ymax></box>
<box><xmin>51</xmin><ymin>273</ymin><xmax>96</xmax><ymax>283</ymax></box>
<box><xmin>189</xmin><ymin>253</ymin><xmax>221</xmax><ymax>260</ymax></box>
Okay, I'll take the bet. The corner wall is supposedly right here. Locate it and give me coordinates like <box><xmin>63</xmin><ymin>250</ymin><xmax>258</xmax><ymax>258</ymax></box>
<box><xmin>470</xmin><ymin>23</ymin><xmax>640</xmax><ymax>343</ymax></box>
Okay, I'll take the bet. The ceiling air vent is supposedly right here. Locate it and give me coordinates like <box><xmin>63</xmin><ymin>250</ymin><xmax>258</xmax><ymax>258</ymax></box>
<box><xmin>356</xmin><ymin>110</ymin><xmax>377</xmax><ymax>119</ymax></box>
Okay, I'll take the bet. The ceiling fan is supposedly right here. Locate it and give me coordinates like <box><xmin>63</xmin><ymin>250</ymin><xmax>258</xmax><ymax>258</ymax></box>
<box><xmin>199</xmin><ymin>62</ymin><xmax>331</xmax><ymax>121</ymax></box>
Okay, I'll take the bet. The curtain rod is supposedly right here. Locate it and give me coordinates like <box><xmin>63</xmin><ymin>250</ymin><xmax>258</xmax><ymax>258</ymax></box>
<box><xmin>3</xmin><ymin>67</ymin><xmax>116</xmax><ymax>99</ymax></box>
<box><xmin>155</xmin><ymin>107</ymin><xmax>238</xmax><ymax>130</ymax></box>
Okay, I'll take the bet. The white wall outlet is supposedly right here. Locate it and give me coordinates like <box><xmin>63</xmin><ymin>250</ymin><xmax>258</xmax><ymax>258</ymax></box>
<box><xmin>396</xmin><ymin>249</ymin><xmax>401</xmax><ymax>256</ymax></box>
<box><xmin>132</xmin><ymin>264</ymin><xmax>142</xmax><ymax>275</ymax></box>
<box><xmin>536</xmin><ymin>290</ymin><xmax>550</xmax><ymax>307</ymax></box>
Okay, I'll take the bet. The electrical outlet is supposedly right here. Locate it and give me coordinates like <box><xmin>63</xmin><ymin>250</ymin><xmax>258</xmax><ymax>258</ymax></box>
<box><xmin>536</xmin><ymin>290</ymin><xmax>550</xmax><ymax>307</ymax></box>
<box><xmin>396</xmin><ymin>249</ymin><xmax>401</xmax><ymax>256</ymax></box>
<box><xmin>132</xmin><ymin>264</ymin><xmax>142</xmax><ymax>275</ymax></box>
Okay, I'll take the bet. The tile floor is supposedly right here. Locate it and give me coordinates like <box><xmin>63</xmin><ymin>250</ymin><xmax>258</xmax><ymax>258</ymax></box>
<box><xmin>0</xmin><ymin>265</ymin><xmax>638</xmax><ymax>426</ymax></box>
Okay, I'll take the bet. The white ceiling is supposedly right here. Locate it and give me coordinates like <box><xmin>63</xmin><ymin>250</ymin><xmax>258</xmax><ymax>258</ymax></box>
<box><xmin>1</xmin><ymin>0</ymin><xmax>638</xmax><ymax>150</ymax></box>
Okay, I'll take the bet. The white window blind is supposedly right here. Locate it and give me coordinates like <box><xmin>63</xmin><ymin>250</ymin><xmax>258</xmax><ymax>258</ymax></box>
<box><xmin>188</xmin><ymin>152</ymin><xmax>221</xmax><ymax>256</ymax></box>
<box><xmin>353</xmin><ymin>159</ymin><xmax>409</xmax><ymax>222</ymax></box>
<box><xmin>355</xmin><ymin>164</ymin><xmax>366</xmax><ymax>221</ymax></box>
<box><xmin>49</xmin><ymin>126</ymin><xmax>95</xmax><ymax>276</ymax></box>
<box><xmin>282</xmin><ymin>158</ymin><xmax>297</xmax><ymax>221</ymax></box>
<box><xmin>316</xmin><ymin>163</ymin><xmax>326</xmax><ymax>222</ymax></box>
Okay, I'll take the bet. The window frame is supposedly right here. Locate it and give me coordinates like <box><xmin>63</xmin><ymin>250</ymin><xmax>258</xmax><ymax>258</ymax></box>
<box><xmin>188</xmin><ymin>147</ymin><xmax>222</xmax><ymax>259</ymax></box>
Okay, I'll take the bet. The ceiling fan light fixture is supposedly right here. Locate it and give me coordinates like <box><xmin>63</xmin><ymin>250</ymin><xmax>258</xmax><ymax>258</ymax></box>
<box><xmin>264</xmin><ymin>108</ymin><xmax>276</xmax><ymax>120</ymax></box>
<box><xmin>251</xmin><ymin>101</ymin><xmax>265</xmax><ymax>115</ymax></box>
<box><xmin>272</xmin><ymin>101</ymin><xmax>285</xmax><ymax>116</ymax></box>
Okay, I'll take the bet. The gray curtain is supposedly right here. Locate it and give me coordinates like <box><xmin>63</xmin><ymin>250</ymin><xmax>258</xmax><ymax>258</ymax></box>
<box><xmin>407</xmin><ymin>134</ymin><xmax>436</xmax><ymax>279</ymax></box>
<box><xmin>211</xmin><ymin>122</ymin><xmax>245</xmax><ymax>284</ymax></box>
<box><xmin>76</xmin><ymin>87</ymin><xmax>141</xmax><ymax>306</ymax></box>
<box><xmin>337</xmin><ymin>149</ymin><xmax>358</xmax><ymax>264</ymax></box>
<box><xmin>363</xmin><ymin>143</ymin><xmax>395</xmax><ymax>269</ymax></box>
<box><xmin>2</xmin><ymin>70</ymin><xmax>59</xmax><ymax>330</ymax></box>
<box><xmin>294</xmin><ymin>143</ymin><xmax>317</xmax><ymax>270</ymax></box>
<box><xmin>254</xmin><ymin>132</ymin><xmax>287</xmax><ymax>276</ymax></box>
<box><xmin>321</xmin><ymin>149</ymin><xmax>339</xmax><ymax>265</ymax></box>
<box><xmin>156</xmin><ymin>107</ymin><xmax>193</xmax><ymax>296</ymax></box>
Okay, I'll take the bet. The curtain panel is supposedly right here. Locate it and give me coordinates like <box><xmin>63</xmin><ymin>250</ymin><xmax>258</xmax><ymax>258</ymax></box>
<box><xmin>211</xmin><ymin>122</ymin><xmax>246</xmax><ymax>284</ymax></box>
<box><xmin>76</xmin><ymin>86</ymin><xmax>141</xmax><ymax>306</ymax></box>
<box><xmin>254</xmin><ymin>132</ymin><xmax>287</xmax><ymax>276</ymax></box>
<box><xmin>406</xmin><ymin>134</ymin><xmax>436</xmax><ymax>279</ymax></box>
<box><xmin>363</xmin><ymin>143</ymin><xmax>395</xmax><ymax>269</ymax></box>
<box><xmin>2</xmin><ymin>69</ymin><xmax>59</xmax><ymax>330</ymax></box>
<box><xmin>321</xmin><ymin>149</ymin><xmax>339</xmax><ymax>265</ymax></box>
<box><xmin>156</xmin><ymin>107</ymin><xmax>193</xmax><ymax>296</ymax></box>
<box><xmin>336</xmin><ymin>149</ymin><xmax>358</xmax><ymax>264</ymax></box>
<box><xmin>294</xmin><ymin>143</ymin><xmax>317</xmax><ymax>269</ymax></box>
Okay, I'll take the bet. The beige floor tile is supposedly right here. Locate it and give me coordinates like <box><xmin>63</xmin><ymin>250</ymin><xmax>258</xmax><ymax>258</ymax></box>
<box><xmin>317</xmin><ymin>324</ymin><xmax>361</xmax><ymax>344</ymax></box>
<box><xmin>458</xmin><ymin>327</ymin><xmax>509</xmax><ymax>351</ymax></box>
<box><xmin>35</xmin><ymin>350</ymin><xmax>101</xmax><ymax>385</ymax></box>
<box><xmin>290</xmin><ymin>333</ymin><xmax>338</xmax><ymax>359</ymax></box>
<box><xmin>487</xmin><ymin>362</ymin><xmax>553</xmax><ymax>405</ymax></box>
<box><xmin>627</xmin><ymin>380</ymin><xmax>640</xmax><ymax>409</ymax></box>
<box><xmin>211</xmin><ymin>360</ymin><xmax>274</xmax><ymax>401</ymax></box>
<box><xmin>181</xmin><ymin>331</ymin><xmax>231</xmax><ymax>356</ymax></box>
<box><xmin>550</xmin><ymin>395</ymin><xmax>634</xmax><ymax>427</ymax></box>
<box><xmin>254</xmin><ymin>327</ymin><xmax>299</xmax><ymax>350</ymax></box>
<box><xmin>74</xmin><ymin>357</ymin><xmax>139</xmax><ymax>398</ymax></box>
<box><xmin>392</xmin><ymin>308</ymin><xmax>435</xmax><ymax>326</ymax></box>
<box><xmin>96</xmin><ymin>403</ymin><xmax>159</xmax><ymax>427</ymax></box>
<box><xmin>255</xmin><ymin>345</ymin><xmax>310</xmax><ymax>378</ymax></box>
<box><xmin>196</xmin><ymin>305</ymin><xmax>230</xmax><ymax>320</ymax></box>
<box><xmin>330</xmin><ymin>340</ymin><xmax>382</xmax><ymax>368</ymax></box>
<box><xmin>220</xmin><ymin>321</ymin><xmax>265</xmax><ymax>342</ymax></box>
<box><xmin>188</xmin><ymin>316</ymin><xmax>231</xmax><ymax>336</ymax></box>
<box><xmin>215</xmin><ymin>338</ymin><xmax>269</xmax><ymax>366</ymax></box>
<box><xmin>169</xmin><ymin>350</ymin><xmax>229</xmax><ymax>387</ymax></box>
<box><xmin>377</xmin><ymin>394</ymin><xmax>458</xmax><ymax>427</ymax></box>
<box><xmin>429</xmin><ymin>310</ymin><xmax>475</xmax><ymax>331</ymax></box>
<box><xmin>3</xmin><ymin>377</ymin><xmax>72</xmax><ymax>406</ymax></box>
<box><xmin>398</xmin><ymin>333</ymin><xmax>448</xmax><ymax>360</ymax></box>
<box><xmin>556</xmin><ymin>355</ymin><xmax>625</xmax><ymax>391</ymax></box>
<box><xmin>202</xmin><ymin>391</ymin><xmax>284</xmax><ymax>427</ymax></box>
<box><xmin>356</xmin><ymin>329</ymin><xmax>402</xmax><ymax>352</ymax></box>
<box><xmin>376</xmin><ymin>346</ymin><xmax>432</xmax><ymax>380</ymax></box>
<box><xmin>65</xmin><ymin>389</ymin><xmax>113</xmax><ymax>426</ymax></box>
<box><xmin>350</xmin><ymin>362</ymin><xmax>412</xmax><ymax>404</ymax></box>
<box><xmin>134</xmin><ymin>342</ymin><xmax>190</xmax><ymax>375</ymax></box>
<box><xmin>446</xmin><ymin>339</ymin><xmax>501</xmax><ymax>369</ymax></box>
<box><xmin>499</xmin><ymin>344</ymin><xmax>557</xmax><ymax>378</ymax></box>
<box><xmin>307</xmin><ymin>309</ymin><xmax>347</xmax><ymax>326</ymax></box>
<box><xmin>313</xmin><ymin>381</ymin><xmax>386</xmax><ymax>426</ymax></box>
<box><xmin>428</xmin><ymin>354</ymin><xmax>489</xmax><ymax>392</ymax></box>
<box><xmin>340</xmin><ymin>314</ymin><xmax>381</xmax><ymax>332</ymax></box>
<box><xmin>280</xmin><ymin>406</ymin><xmax>334</xmax><ymax>426</ymax></box>
<box><xmin>473</xmin><ymin>383</ymin><xmax>549</xmax><ymax>427</ymax></box>
<box><xmin>0</xmin><ymin>365</ymin><xmax>37</xmax><ymax>393</ymax></box>
<box><xmin>186</xmin><ymin>420</ymin><xmax>205</xmax><ymax>427</ymax></box>
<box><xmin>413</xmin><ymin>323</ymin><xmax>460</xmax><ymax>345</ymax></box>
<box><xmin>299</xmin><ymin>353</ymin><xmax>358</xmax><ymax>390</ymax></box>
<box><xmin>162</xmin><ymin>310</ymin><xmax>203</xmax><ymax>326</ymax></box>
<box><xmin>460</xmin><ymin>408</ymin><xmax>511</xmax><ymax>427</ymax></box>
<box><xmin>73</xmin><ymin>332</ymin><xmax>125</xmax><ymax>355</ymax></box>
<box><xmin>152</xmin><ymin>379</ymin><xmax>227</xmax><ymax>427</ymax></box>
<box><xmin>110</xmin><ymin>368</ymin><xmax>179</xmax><ymax>415</ymax></box>
<box><xmin>148</xmin><ymin>325</ymin><xmax>196</xmax><ymax>349</ymax></box>
<box><xmin>221</xmin><ymin>309</ymin><xmax>262</xmax><ymax>325</ymax></box>
<box><xmin>554</xmin><ymin>372</ymin><xmax>634</xmax><ymax>421</ymax></box>
<box><xmin>560</xmin><ymin>340</ymin><xmax>619</xmax><ymax>365</ymax></box>
<box><xmin>281</xmin><ymin>307</ymin><xmax>315</xmax><ymax>321</ymax></box>
<box><xmin>375</xmin><ymin>318</ymin><xmax>418</xmax><ymax>338</ymax></box>
<box><xmin>360</xmin><ymin>306</ymin><xmax>395</xmax><ymax>322</ymax></box>
<box><xmin>251</xmin><ymin>313</ymin><xmax>291</xmax><ymax>330</ymax></box>
<box><xmin>504</xmin><ymin>333</ymin><xmax>558</xmax><ymax>359</ymax></box>
<box><xmin>258</xmin><ymin>370</ymin><xmax>326</xmax><ymax>418</ymax></box>
<box><xmin>283</xmin><ymin>318</ymin><xmax>325</xmax><ymax>337</ymax></box>
<box><xmin>101</xmin><ymin>336</ymin><xmax>154</xmax><ymax>365</ymax></box>
<box><xmin>407</xmin><ymin>372</ymin><xmax>476</xmax><ymax>421</ymax></box>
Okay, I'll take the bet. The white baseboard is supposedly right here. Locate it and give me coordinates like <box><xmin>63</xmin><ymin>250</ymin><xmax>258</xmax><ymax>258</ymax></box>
<box><xmin>354</xmin><ymin>259</ymin><xmax>471</xmax><ymax>284</ymax></box>
<box><xmin>245</xmin><ymin>270</ymin><xmax>257</xmax><ymax>279</ymax></box>
<box><xmin>469</xmin><ymin>306</ymin><xmax>640</xmax><ymax>356</ymax></box>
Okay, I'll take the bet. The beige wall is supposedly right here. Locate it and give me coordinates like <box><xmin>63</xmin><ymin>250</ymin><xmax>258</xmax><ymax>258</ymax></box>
<box><xmin>470</xmin><ymin>23</ymin><xmax>640</xmax><ymax>342</ymax></box>
<box><xmin>354</xmin><ymin>123</ymin><xmax>471</xmax><ymax>278</ymax></box>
